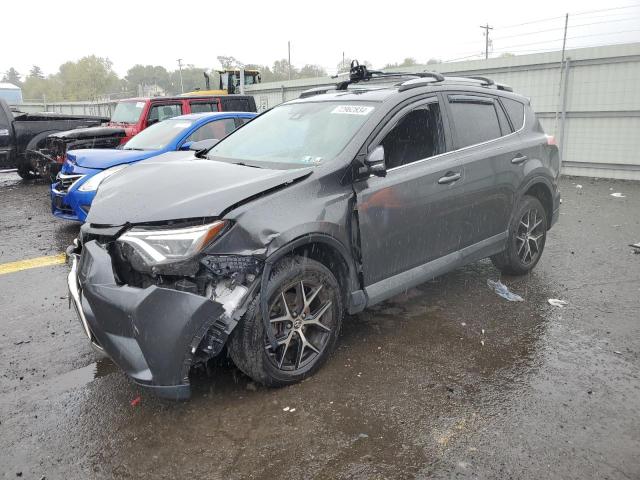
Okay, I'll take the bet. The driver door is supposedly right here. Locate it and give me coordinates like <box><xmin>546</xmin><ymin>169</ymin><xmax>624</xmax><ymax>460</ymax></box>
<box><xmin>354</xmin><ymin>96</ymin><xmax>465</xmax><ymax>288</ymax></box>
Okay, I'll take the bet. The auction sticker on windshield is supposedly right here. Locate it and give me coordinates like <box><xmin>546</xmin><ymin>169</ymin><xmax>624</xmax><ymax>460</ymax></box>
<box><xmin>331</xmin><ymin>105</ymin><xmax>374</xmax><ymax>115</ymax></box>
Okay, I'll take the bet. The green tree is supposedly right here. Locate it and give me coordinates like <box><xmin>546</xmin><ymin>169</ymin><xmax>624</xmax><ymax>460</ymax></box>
<box><xmin>29</xmin><ymin>66</ymin><xmax>45</xmax><ymax>79</ymax></box>
<box><xmin>56</xmin><ymin>55</ymin><xmax>120</xmax><ymax>100</ymax></box>
<box><xmin>2</xmin><ymin>67</ymin><xmax>22</xmax><ymax>86</ymax></box>
<box><xmin>125</xmin><ymin>64</ymin><xmax>171</xmax><ymax>94</ymax></box>
<box><xmin>217</xmin><ymin>56</ymin><xmax>244</xmax><ymax>69</ymax></box>
<box><xmin>271</xmin><ymin>59</ymin><xmax>295</xmax><ymax>81</ymax></box>
<box><xmin>169</xmin><ymin>66</ymin><xmax>210</xmax><ymax>94</ymax></box>
<box><xmin>298</xmin><ymin>64</ymin><xmax>328</xmax><ymax>79</ymax></box>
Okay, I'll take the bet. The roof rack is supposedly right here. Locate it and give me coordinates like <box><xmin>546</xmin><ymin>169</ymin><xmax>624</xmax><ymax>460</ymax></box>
<box><xmin>335</xmin><ymin>60</ymin><xmax>444</xmax><ymax>90</ymax></box>
<box><xmin>463</xmin><ymin>75</ymin><xmax>495</xmax><ymax>86</ymax></box>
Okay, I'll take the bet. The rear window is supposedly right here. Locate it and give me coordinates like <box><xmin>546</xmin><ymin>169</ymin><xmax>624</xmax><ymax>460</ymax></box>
<box><xmin>501</xmin><ymin>98</ymin><xmax>525</xmax><ymax>131</ymax></box>
<box><xmin>448</xmin><ymin>96</ymin><xmax>502</xmax><ymax>148</ymax></box>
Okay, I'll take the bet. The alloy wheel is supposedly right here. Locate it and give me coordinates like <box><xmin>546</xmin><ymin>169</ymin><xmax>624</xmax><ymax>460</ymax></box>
<box><xmin>265</xmin><ymin>279</ymin><xmax>334</xmax><ymax>371</ymax></box>
<box><xmin>515</xmin><ymin>208</ymin><xmax>545</xmax><ymax>265</ymax></box>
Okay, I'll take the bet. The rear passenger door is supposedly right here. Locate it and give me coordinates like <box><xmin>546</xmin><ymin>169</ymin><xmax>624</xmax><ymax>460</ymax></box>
<box><xmin>444</xmin><ymin>93</ymin><xmax>523</xmax><ymax>248</ymax></box>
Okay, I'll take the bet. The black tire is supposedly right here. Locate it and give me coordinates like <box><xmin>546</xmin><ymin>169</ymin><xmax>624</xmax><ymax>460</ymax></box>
<box><xmin>491</xmin><ymin>195</ymin><xmax>548</xmax><ymax>276</ymax></box>
<box><xmin>17</xmin><ymin>162</ymin><xmax>37</xmax><ymax>180</ymax></box>
<box><xmin>228</xmin><ymin>255</ymin><xmax>343</xmax><ymax>387</ymax></box>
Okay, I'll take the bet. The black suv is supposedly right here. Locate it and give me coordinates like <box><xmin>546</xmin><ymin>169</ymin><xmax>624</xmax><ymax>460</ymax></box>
<box><xmin>68</xmin><ymin>64</ymin><xmax>560</xmax><ymax>399</ymax></box>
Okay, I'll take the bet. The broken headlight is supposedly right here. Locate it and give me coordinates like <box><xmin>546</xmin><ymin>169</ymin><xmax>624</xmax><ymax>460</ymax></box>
<box><xmin>117</xmin><ymin>221</ymin><xmax>227</xmax><ymax>267</ymax></box>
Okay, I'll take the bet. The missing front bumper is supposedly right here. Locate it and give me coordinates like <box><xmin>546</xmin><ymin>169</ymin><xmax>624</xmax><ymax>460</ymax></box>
<box><xmin>68</xmin><ymin>240</ymin><xmax>233</xmax><ymax>400</ymax></box>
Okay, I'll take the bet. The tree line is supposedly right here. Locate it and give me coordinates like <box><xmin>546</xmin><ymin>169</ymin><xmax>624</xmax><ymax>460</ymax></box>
<box><xmin>2</xmin><ymin>55</ymin><xmax>441</xmax><ymax>102</ymax></box>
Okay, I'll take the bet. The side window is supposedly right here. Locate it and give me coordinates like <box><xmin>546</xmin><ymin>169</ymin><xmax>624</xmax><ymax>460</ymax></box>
<box><xmin>501</xmin><ymin>98</ymin><xmax>525</xmax><ymax>131</ymax></box>
<box><xmin>235</xmin><ymin>117</ymin><xmax>251</xmax><ymax>127</ymax></box>
<box><xmin>185</xmin><ymin>118</ymin><xmax>237</xmax><ymax>143</ymax></box>
<box><xmin>190</xmin><ymin>102</ymin><xmax>218</xmax><ymax>113</ymax></box>
<box><xmin>148</xmin><ymin>104</ymin><xmax>182</xmax><ymax>123</ymax></box>
<box><xmin>222</xmin><ymin>98</ymin><xmax>251</xmax><ymax>112</ymax></box>
<box><xmin>448</xmin><ymin>96</ymin><xmax>502</xmax><ymax>148</ymax></box>
<box><xmin>380</xmin><ymin>101</ymin><xmax>446</xmax><ymax>170</ymax></box>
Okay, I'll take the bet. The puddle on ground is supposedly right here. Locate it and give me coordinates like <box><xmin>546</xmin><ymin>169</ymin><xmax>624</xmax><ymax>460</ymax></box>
<box><xmin>42</xmin><ymin>357</ymin><xmax>118</xmax><ymax>397</ymax></box>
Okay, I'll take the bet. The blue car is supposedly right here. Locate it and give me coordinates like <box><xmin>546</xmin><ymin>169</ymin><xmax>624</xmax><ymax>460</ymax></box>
<box><xmin>50</xmin><ymin>111</ymin><xmax>256</xmax><ymax>221</ymax></box>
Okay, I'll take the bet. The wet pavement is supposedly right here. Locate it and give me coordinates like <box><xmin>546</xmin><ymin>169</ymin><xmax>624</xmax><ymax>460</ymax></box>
<box><xmin>0</xmin><ymin>173</ymin><xmax>639</xmax><ymax>479</ymax></box>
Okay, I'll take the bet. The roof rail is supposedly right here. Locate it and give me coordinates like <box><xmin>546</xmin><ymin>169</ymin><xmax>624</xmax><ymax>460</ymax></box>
<box><xmin>463</xmin><ymin>75</ymin><xmax>495</xmax><ymax>86</ymax></box>
<box><xmin>336</xmin><ymin>60</ymin><xmax>444</xmax><ymax>90</ymax></box>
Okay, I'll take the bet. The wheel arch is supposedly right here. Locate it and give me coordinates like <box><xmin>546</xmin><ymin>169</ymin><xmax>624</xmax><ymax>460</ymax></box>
<box><xmin>519</xmin><ymin>176</ymin><xmax>554</xmax><ymax>229</ymax></box>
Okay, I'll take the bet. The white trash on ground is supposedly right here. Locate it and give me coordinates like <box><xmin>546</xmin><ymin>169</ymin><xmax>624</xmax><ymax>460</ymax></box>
<box><xmin>610</xmin><ymin>192</ymin><xmax>626</xmax><ymax>198</ymax></box>
<box><xmin>548</xmin><ymin>299</ymin><xmax>568</xmax><ymax>307</ymax></box>
<box><xmin>487</xmin><ymin>279</ymin><xmax>524</xmax><ymax>302</ymax></box>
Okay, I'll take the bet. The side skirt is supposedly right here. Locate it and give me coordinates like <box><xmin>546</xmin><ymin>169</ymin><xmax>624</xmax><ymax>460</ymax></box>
<box><xmin>364</xmin><ymin>231</ymin><xmax>508</xmax><ymax>307</ymax></box>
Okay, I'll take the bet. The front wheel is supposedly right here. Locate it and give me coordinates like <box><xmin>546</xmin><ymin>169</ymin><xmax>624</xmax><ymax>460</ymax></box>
<box><xmin>17</xmin><ymin>162</ymin><xmax>38</xmax><ymax>180</ymax></box>
<box><xmin>228</xmin><ymin>256</ymin><xmax>343</xmax><ymax>387</ymax></box>
<box><xmin>491</xmin><ymin>195</ymin><xmax>548</xmax><ymax>275</ymax></box>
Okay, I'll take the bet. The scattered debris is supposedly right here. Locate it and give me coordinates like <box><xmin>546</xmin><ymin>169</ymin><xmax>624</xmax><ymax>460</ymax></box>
<box><xmin>13</xmin><ymin>340</ymin><xmax>31</xmax><ymax>346</ymax></box>
<box><xmin>610</xmin><ymin>192</ymin><xmax>626</xmax><ymax>198</ymax></box>
<box><xmin>130</xmin><ymin>396</ymin><xmax>141</xmax><ymax>407</ymax></box>
<box><xmin>246</xmin><ymin>382</ymin><xmax>257</xmax><ymax>392</ymax></box>
<box><xmin>283</xmin><ymin>406</ymin><xmax>290</xmax><ymax>411</ymax></box>
<box><xmin>487</xmin><ymin>279</ymin><xmax>524</xmax><ymax>302</ymax></box>
<box><xmin>480</xmin><ymin>340</ymin><xmax>485</xmax><ymax>346</ymax></box>
<box><xmin>630</xmin><ymin>242</ymin><xmax>640</xmax><ymax>254</ymax></box>
<box><xmin>481</xmin><ymin>329</ymin><xmax>485</xmax><ymax>335</ymax></box>
<box><xmin>290</xmin><ymin>408</ymin><xmax>296</xmax><ymax>412</ymax></box>
<box><xmin>358</xmin><ymin>433</ymin><xmax>369</xmax><ymax>439</ymax></box>
<box><xmin>614</xmin><ymin>351</ymin><xmax>622</xmax><ymax>355</ymax></box>
<box><xmin>548</xmin><ymin>299</ymin><xmax>568</xmax><ymax>308</ymax></box>
<box><xmin>461</xmin><ymin>322</ymin><xmax>466</xmax><ymax>327</ymax></box>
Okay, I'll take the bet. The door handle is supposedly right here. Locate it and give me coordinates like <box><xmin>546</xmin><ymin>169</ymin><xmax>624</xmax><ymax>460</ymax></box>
<box><xmin>511</xmin><ymin>154</ymin><xmax>528</xmax><ymax>164</ymax></box>
<box><xmin>438</xmin><ymin>171</ymin><xmax>462</xmax><ymax>184</ymax></box>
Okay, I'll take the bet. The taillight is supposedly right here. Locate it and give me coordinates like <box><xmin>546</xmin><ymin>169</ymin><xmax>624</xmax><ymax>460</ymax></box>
<box><xmin>546</xmin><ymin>135</ymin><xmax>556</xmax><ymax>146</ymax></box>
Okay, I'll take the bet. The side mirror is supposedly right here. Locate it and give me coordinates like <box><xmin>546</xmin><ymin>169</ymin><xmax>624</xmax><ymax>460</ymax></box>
<box><xmin>189</xmin><ymin>138</ymin><xmax>219</xmax><ymax>151</ymax></box>
<box><xmin>365</xmin><ymin>145</ymin><xmax>386</xmax><ymax>177</ymax></box>
<box><xmin>147</xmin><ymin>118</ymin><xmax>159</xmax><ymax>127</ymax></box>
<box><xmin>180</xmin><ymin>141</ymin><xmax>193</xmax><ymax>151</ymax></box>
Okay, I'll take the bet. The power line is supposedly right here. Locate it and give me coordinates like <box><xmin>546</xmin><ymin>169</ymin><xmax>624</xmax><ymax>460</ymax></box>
<box><xmin>492</xmin><ymin>16</ymin><xmax>640</xmax><ymax>41</ymax></box>
<box><xmin>495</xmin><ymin>4</ymin><xmax>640</xmax><ymax>29</ymax></box>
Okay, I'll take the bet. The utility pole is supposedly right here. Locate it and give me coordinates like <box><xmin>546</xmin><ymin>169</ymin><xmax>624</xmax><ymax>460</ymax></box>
<box><xmin>480</xmin><ymin>24</ymin><xmax>493</xmax><ymax>60</ymax></box>
<box><xmin>554</xmin><ymin>13</ymin><xmax>570</xmax><ymax>137</ymax></box>
<box><xmin>177</xmin><ymin>58</ymin><xmax>184</xmax><ymax>93</ymax></box>
<box><xmin>342</xmin><ymin>51</ymin><xmax>345</xmax><ymax>72</ymax></box>
<box><xmin>288</xmin><ymin>41</ymin><xmax>292</xmax><ymax>81</ymax></box>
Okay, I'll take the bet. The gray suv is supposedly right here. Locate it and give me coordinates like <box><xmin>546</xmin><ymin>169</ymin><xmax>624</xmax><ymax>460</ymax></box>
<box><xmin>68</xmin><ymin>63</ymin><xmax>560</xmax><ymax>399</ymax></box>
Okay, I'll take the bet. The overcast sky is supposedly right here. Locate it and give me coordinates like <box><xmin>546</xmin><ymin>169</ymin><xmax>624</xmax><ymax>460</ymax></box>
<box><xmin>3</xmin><ymin>0</ymin><xmax>640</xmax><ymax>77</ymax></box>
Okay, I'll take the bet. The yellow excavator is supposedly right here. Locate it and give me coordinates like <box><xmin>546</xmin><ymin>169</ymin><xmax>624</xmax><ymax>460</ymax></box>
<box><xmin>183</xmin><ymin>69</ymin><xmax>261</xmax><ymax>96</ymax></box>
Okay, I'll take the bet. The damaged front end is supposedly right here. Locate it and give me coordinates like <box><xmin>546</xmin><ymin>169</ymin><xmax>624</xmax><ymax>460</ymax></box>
<box><xmin>31</xmin><ymin>126</ymin><xmax>127</xmax><ymax>180</ymax></box>
<box><xmin>67</xmin><ymin>220</ymin><xmax>262</xmax><ymax>400</ymax></box>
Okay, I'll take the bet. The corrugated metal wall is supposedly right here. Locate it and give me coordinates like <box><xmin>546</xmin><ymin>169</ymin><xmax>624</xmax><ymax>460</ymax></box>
<box><xmin>245</xmin><ymin>43</ymin><xmax>640</xmax><ymax>180</ymax></box>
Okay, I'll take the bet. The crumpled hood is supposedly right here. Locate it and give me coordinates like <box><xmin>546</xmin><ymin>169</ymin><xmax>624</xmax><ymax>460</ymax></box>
<box><xmin>68</xmin><ymin>148</ymin><xmax>160</xmax><ymax>169</ymax></box>
<box><xmin>86</xmin><ymin>156</ymin><xmax>312</xmax><ymax>225</ymax></box>
<box><xmin>50</xmin><ymin>126</ymin><xmax>124</xmax><ymax>140</ymax></box>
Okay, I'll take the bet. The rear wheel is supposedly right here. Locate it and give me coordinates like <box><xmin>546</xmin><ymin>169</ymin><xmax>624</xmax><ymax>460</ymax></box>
<box><xmin>491</xmin><ymin>195</ymin><xmax>547</xmax><ymax>275</ymax></box>
<box><xmin>228</xmin><ymin>256</ymin><xmax>343</xmax><ymax>386</ymax></box>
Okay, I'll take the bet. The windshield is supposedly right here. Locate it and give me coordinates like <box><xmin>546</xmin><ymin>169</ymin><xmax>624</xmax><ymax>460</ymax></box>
<box><xmin>123</xmin><ymin>118</ymin><xmax>194</xmax><ymax>150</ymax></box>
<box><xmin>209</xmin><ymin>101</ymin><xmax>377</xmax><ymax>167</ymax></box>
<box><xmin>111</xmin><ymin>101</ymin><xmax>144</xmax><ymax>124</ymax></box>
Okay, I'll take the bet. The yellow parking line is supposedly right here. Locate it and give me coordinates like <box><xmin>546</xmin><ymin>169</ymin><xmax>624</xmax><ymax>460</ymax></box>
<box><xmin>0</xmin><ymin>253</ymin><xmax>66</xmax><ymax>275</ymax></box>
